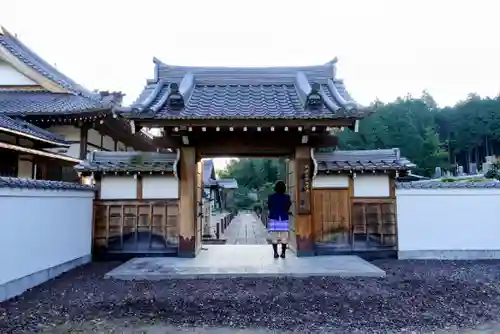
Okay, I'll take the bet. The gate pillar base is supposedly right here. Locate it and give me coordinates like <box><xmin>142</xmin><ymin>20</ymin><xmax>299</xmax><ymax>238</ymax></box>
<box><xmin>178</xmin><ymin>236</ymin><xmax>197</xmax><ymax>258</ymax></box>
<box><xmin>296</xmin><ymin>235</ymin><xmax>315</xmax><ymax>257</ymax></box>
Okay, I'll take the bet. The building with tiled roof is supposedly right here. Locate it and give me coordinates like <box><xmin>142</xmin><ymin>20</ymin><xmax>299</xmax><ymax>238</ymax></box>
<box><xmin>117</xmin><ymin>57</ymin><xmax>367</xmax><ymax>157</ymax></box>
<box><xmin>0</xmin><ymin>25</ymin><xmax>156</xmax><ymax>181</ymax></box>
<box><xmin>121</xmin><ymin>58</ymin><xmax>364</xmax><ymax>121</ymax></box>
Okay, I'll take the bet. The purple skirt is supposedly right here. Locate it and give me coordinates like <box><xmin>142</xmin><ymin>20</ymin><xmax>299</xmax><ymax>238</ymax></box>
<box><xmin>268</xmin><ymin>218</ymin><xmax>289</xmax><ymax>232</ymax></box>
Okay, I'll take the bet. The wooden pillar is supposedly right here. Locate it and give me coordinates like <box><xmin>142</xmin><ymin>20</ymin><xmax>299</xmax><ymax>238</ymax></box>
<box><xmin>178</xmin><ymin>147</ymin><xmax>198</xmax><ymax>257</ymax></box>
<box><xmin>79</xmin><ymin>124</ymin><xmax>89</xmax><ymax>160</ymax></box>
<box><xmin>294</xmin><ymin>146</ymin><xmax>314</xmax><ymax>256</ymax></box>
<box><xmin>137</xmin><ymin>175</ymin><xmax>143</xmax><ymax>201</ymax></box>
<box><xmin>287</xmin><ymin>158</ymin><xmax>297</xmax><ymax>251</ymax></box>
<box><xmin>195</xmin><ymin>159</ymin><xmax>203</xmax><ymax>251</ymax></box>
<box><xmin>94</xmin><ymin>175</ymin><xmax>102</xmax><ymax>199</ymax></box>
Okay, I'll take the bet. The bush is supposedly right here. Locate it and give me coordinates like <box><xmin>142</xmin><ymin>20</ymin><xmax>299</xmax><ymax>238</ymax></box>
<box><xmin>485</xmin><ymin>169</ymin><xmax>500</xmax><ymax>180</ymax></box>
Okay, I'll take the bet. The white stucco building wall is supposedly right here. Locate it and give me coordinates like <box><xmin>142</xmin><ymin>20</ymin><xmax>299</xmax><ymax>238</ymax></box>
<box><xmin>0</xmin><ymin>185</ymin><xmax>95</xmax><ymax>301</ymax></box>
<box><xmin>354</xmin><ymin>174</ymin><xmax>390</xmax><ymax>197</ymax></box>
<box><xmin>311</xmin><ymin>174</ymin><xmax>391</xmax><ymax>198</ymax></box>
<box><xmin>312</xmin><ymin>175</ymin><xmax>349</xmax><ymax>188</ymax></box>
<box><xmin>100</xmin><ymin>176</ymin><xmax>137</xmax><ymax>199</ymax></box>
<box><xmin>142</xmin><ymin>176</ymin><xmax>179</xmax><ymax>199</ymax></box>
<box><xmin>99</xmin><ymin>175</ymin><xmax>179</xmax><ymax>200</ymax></box>
<box><xmin>397</xmin><ymin>186</ymin><xmax>500</xmax><ymax>259</ymax></box>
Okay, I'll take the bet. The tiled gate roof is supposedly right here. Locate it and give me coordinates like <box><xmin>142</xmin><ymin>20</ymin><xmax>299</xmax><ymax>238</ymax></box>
<box><xmin>120</xmin><ymin>58</ymin><xmax>365</xmax><ymax>120</ymax></box>
<box><xmin>74</xmin><ymin>151</ymin><xmax>179</xmax><ymax>174</ymax></box>
<box><xmin>314</xmin><ymin>148</ymin><xmax>415</xmax><ymax>172</ymax></box>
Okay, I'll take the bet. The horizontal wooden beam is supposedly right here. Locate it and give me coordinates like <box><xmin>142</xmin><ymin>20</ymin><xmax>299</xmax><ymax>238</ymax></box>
<box><xmin>134</xmin><ymin>118</ymin><xmax>357</xmax><ymax>128</ymax></box>
<box><xmin>151</xmin><ymin>131</ymin><xmax>338</xmax><ymax>152</ymax></box>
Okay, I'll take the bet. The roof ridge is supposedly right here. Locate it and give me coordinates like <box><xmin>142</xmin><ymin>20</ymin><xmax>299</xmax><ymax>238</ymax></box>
<box><xmin>153</xmin><ymin>57</ymin><xmax>339</xmax><ymax>71</ymax></box>
<box><xmin>0</xmin><ymin>176</ymin><xmax>94</xmax><ymax>191</ymax></box>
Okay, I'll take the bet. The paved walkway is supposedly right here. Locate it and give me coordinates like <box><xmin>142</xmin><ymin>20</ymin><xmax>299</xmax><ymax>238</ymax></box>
<box><xmin>105</xmin><ymin>245</ymin><xmax>386</xmax><ymax>279</ymax></box>
<box><xmin>223</xmin><ymin>212</ymin><xmax>268</xmax><ymax>245</ymax></box>
<box><xmin>105</xmin><ymin>212</ymin><xmax>386</xmax><ymax>279</ymax></box>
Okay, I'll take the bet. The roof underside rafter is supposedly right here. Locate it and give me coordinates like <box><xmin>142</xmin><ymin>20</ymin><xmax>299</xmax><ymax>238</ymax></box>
<box><xmin>120</xmin><ymin>58</ymin><xmax>366</xmax><ymax>121</ymax></box>
<box><xmin>0</xmin><ymin>114</ymin><xmax>69</xmax><ymax>147</ymax></box>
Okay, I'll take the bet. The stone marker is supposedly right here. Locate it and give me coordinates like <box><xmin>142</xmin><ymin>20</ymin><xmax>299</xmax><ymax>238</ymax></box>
<box><xmin>434</xmin><ymin>167</ymin><xmax>442</xmax><ymax>178</ymax></box>
<box><xmin>469</xmin><ymin>163</ymin><xmax>477</xmax><ymax>175</ymax></box>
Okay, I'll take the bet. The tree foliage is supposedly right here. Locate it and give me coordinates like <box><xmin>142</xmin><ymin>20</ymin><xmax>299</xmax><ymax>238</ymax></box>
<box><xmin>218</xmin><ymin>92</ymin><xmax>500</xmax><ymax>206</ymax></box>
<box><xmin>339</xmin><ymin>92</ymin><xmax>500</xmax><ymax>175</ymax></box>
<box><xmin>218</xmin><ymin>158</ymin><xmax>286</xmax><ymax>209</ymax></box>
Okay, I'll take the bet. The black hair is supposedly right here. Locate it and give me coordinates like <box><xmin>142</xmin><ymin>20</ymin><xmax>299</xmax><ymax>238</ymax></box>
<box><xmin>274</xmin><ymin>181</ymin><xmax>286</xmax><ymax>194</ymax></box>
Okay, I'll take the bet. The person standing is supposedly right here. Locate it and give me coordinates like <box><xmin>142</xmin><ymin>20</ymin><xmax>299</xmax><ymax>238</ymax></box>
<box><xmin>267</xmin><ymin>181</ymin><xmax>291</xmax><ymax>258</ymax></box>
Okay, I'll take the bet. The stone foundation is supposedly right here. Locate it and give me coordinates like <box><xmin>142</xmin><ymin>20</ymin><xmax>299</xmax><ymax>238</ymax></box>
<box><xmin>398</xmin><ymin>250</ymin><xmax>500</xmax><ymax>260</ymax></box>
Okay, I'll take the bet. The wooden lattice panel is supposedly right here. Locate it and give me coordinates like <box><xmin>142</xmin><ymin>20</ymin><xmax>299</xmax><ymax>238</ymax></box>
<box><xmin>93</xmin><ymin>200</ymin><xmax>179</xmax><ymax>252</ymax></box>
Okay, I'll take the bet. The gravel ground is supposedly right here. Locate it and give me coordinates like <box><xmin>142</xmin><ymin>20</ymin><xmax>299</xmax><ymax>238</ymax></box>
<box><xmin>2</xmin><ymin>260</ymin><xmax>500</xmax><ymax>333</ymax></box>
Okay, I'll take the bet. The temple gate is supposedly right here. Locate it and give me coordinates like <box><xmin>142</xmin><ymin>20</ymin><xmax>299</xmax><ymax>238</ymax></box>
<box><xmin>114</xmin><ymin>58</ymin><xmax>367</xmax><ymax>257</ymax></box>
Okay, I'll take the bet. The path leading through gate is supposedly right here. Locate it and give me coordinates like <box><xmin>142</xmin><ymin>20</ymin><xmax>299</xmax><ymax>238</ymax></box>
<box><xmin>105</xmin><ymin>212</ymin><xmax>386</xmax><ymax>279</ymax></box>
<box><xmin>222</xmin><ymin>212</ymin><xmax>268</xmax><ymax>245</ymax></box>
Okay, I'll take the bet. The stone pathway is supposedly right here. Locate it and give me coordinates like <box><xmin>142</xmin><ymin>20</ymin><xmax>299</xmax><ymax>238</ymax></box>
<box><xmin>105</xmin><ymin>245</ymin><xmax>386</xmax><ymax>279</ymax></box>
<box><xmin>223</xmin><ymin>212</ymin><xmax>268</xmax><ymax>245</ymax></box>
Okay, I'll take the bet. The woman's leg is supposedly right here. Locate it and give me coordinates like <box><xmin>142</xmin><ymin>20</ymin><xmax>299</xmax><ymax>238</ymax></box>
<box><xmin>272</xmin><ymin>242</ymin><xmax>279</xmax><ymax>258</ymax></box>
<box><xmin>268</xmin><ymin>232</ymin><xmax>279</xmax><ymax>258</ymax></box>
<box><xmin>280</xmin><ymin>232</ymin><xmax>288</xmax><ymax>258</ymax></box>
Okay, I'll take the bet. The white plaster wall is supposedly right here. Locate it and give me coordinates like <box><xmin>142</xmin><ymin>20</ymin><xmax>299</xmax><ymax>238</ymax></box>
<box><xmin>117</xmin><ymin>141</ymin><xmax>126</xmax><ymax>151</ymax></box>
<box><xmin>17</xmin><ymin>157</ymin><xmax>32</xmax><ymax>179</ymax></box>
<box><xmin>312</xmin><ymin>175</ymin><xmax>349</xmax><ymax>188</ymax></box>
<box><xmin>142</xmin><ymin>176</ymin><xmax>179</xmax><ymax>199</ymax></box>
<box><xmin>0</xmin><ymin>60</ymin><xmax>37</xmax><ymax>85</ymax></box>
<box><xmin>397</xmin><ymin>188</ymin><xmax>500</xmax><ymax>253</ymax></box>
<box><xmin>44</xmin><ymin>143</ymin><xmax>80</xmax><ymax>159</ymax></box>
<box><xmin>87</xmin><ymin>129</ymin><xmax>101</xmax><ymax>148</ymax></box>
<box><xmin>0</xmin><ymin>188</ymin><xmax>94</xmax><ymax>285</ymax></box>
<box><xmin>102</xmin><ymin>135</ymin><xmax>114</xmax><ymax>151</ymax></box>
<box><xmin>354</xmin><ymin>174</ymin><xmax>390</xmax><ymax>197</ymax></box>
<box><xmin>100</xmin><ymin>176</ymin><xmax>137</xmax><ymax>199</ymax></box>
<box><xmin>47</xmin><ymin>125</ymin><xmax>81</xmax><ymax>142</ymax></box>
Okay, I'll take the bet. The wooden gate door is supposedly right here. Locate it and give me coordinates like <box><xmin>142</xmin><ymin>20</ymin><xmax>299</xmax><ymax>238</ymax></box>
<box><xmin>312</xmin><ymin>189</ymin><xmax>351</xmax><ymax>249</ymax></box>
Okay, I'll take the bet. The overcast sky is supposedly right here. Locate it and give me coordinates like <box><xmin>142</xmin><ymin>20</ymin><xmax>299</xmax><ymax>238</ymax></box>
<box><xmin>2</xmin><ymin>0</ymin><xmax>499</xmax><ymax>108</ymax></box>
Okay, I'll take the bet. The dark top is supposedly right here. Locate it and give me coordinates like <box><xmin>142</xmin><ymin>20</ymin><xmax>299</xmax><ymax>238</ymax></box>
<box><xmin>267</xmin><ymin>193</ymin><xmax>292</xmax><ymax>220</ymax></box>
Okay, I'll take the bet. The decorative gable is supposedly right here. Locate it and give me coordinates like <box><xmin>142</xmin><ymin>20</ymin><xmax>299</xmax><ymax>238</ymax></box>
<box><xmin>0</xmin><ymin>59</ymin><xmax>37</xmax><ymax>86</ymax></box>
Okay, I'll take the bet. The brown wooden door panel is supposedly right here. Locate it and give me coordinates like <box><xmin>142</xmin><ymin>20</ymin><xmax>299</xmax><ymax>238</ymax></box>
<box><xmin>312</xmin><ymin>189</ymin><xmax>350</xmax><ymax>243</ymax></box>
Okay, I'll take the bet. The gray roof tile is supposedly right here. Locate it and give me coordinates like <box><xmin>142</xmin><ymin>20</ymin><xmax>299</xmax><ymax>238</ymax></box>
<box><xmin>0</xmin><ymin>90</ymin><xmax>110</xmax><ymax>116</ymax></box>
<box><xmin>0</xmin><ymin>114</ymin><xmax>69</xmax><ymax>146</ymax></box>
<box><xmin>121</xmin><ymin>59</ymin><xmax>364</xmax><ymax>120</ymax></box>
<box><xmin>75</xmin><ymin>151</ymin><xmax>178</xmax><ymax>174</ymax></box>
<box><xmin>315</xmin><ymin>148</ymin><xmax>414</xmax><ymax>172</ymax></box>
<box><xmin>396</xmin><ymin>180</ymin><xmax>500</xmax><ymax>189</ymax></box>
<box><xmin>0</xmin><ymin>176</ymin><xmax>93</xmax><ymax>191</ymax></box>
